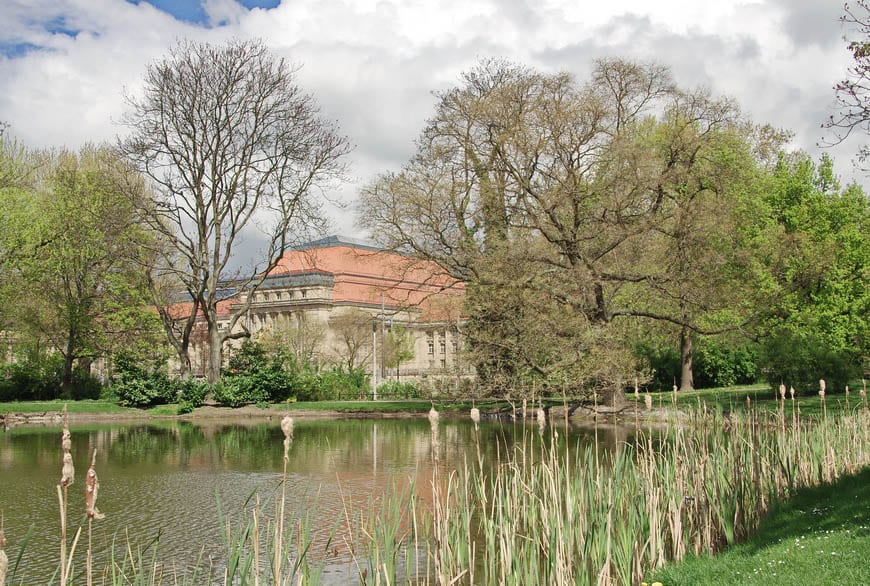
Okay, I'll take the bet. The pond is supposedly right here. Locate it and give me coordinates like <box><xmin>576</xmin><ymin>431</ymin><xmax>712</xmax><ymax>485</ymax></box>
<box><xmin>0</xmin><ymin>416</ymin><xmax>632</xmax><ymax>584</ymax></box>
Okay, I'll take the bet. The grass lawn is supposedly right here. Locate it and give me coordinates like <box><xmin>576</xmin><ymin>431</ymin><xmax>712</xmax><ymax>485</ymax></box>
<box><xmin>648</xmin><ymin>466</ymin><xmax>870</xmax><ymax>585</ymax></box>
<box><xmin>627</xmin><ymin>383</ymin><xmax>867</xmax><ymax>418</ymax></box>
<box><xmin>0</xmin><ymin>398</ymin><xmax>137</xmax><ymax>415</ymax></box>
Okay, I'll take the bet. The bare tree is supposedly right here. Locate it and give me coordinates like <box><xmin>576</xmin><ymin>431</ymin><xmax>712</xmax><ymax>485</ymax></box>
<box><xmin>825</xmin><ymin>1</ymin><xmax>870</xmax><ymax>163</ymax></box>
<box><xmin>328</xmin><ymin>308</ymin><xmax>374</xmax><ymax>371</ymax></box>
<box><xmin>120</xmin><ymin>39</ymin><xmax>350</xmax><ymax>382</ymax></box>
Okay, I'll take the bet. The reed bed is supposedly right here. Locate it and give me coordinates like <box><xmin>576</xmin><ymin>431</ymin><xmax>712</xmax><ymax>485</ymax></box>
<box><xmin>383</xmin><ymin>400</ymin><xmax>869</xmax><ymax>585</ymax></box>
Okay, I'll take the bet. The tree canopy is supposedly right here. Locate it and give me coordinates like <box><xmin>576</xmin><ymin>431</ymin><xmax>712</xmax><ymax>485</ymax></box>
<box><xmin>120</xmin><ymin>39</ymin><xmax>351</xmax><ymax>382</ymax></box>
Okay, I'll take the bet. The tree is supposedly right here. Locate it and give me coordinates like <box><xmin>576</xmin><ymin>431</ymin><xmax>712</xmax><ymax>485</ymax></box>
<box><xmin>328</xmin><ymin>308</ymin><xmax>374</xmax><ymax>371</ymax></box>
<box><xmin>826</xmin><ymin>1</ymin><xmax>870</xmax><ymax>162</ymax></box>
<box><xmin>383</xmin><ymin>323</ymin><xmax>415</xmax><ymax>381</ymax></box>
<box><xmin>757</xmin><ymin>152</ymin><xmax>869</xmax><ymax>392</ymax></box>
<box><xmin>360</xmin><ymin>59</ymin><xmax>675</xmax><ymax>402</ymax></box>
<box><xmin>120</xmin><ymin>39</ymin><xmax>350</xmax><ymax>382</ymax></box>
<box><xmin>7</xmin><ymin>145</ymin><xmax>162</xmax><ymax>394</ymax></box>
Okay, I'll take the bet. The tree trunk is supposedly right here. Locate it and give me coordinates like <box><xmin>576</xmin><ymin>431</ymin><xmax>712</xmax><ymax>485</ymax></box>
<box><xmin>679</xmin><ymin>325</ymin><xmax>694</xmax><ymax>392</ymax></box>
<box><xmin>207</xmin><ymin>324</ymin><xmax>223</xmax><ymax>384</ymax></box>
<box><xmin>61</xmin><ymin>329</ymin><xmax>76</xmax><ymax>398</ymax></box>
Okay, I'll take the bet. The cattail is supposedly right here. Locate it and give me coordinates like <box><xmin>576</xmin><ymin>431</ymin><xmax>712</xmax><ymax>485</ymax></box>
<box><xmin>0</xmin><ymin>522</ymin><xmax>7</xmax><ymax>586</ymax></box>
<box><xmin>845</xmin><ymin>385</ymin><xmax>850</xmax><ymax>397</ymax></box>
<box><xmin>428</xmin><ymin>404</ymin><xmax>439</xmax><ymax>427</ymax></box>
<box><xmin>644</xmin><ymin>393</ymin><xmax>653</xmax><ymax>410</ymax></box>
<box><xmin>281</xmin><ymin>416</ymin><xmax>294</xmax><ymax>460</ymax></box>
<box><xmin>521</xmin><ymin>398</ymin><xmax>527</xmax><ymax>420</ymax></box>
<box><xmin>61</xmin><ymin>416</ymin><xmax>74</xmax><ymax>488</ymax></box>
<box><xmin>536</xmin><ymin>404</ymin><xmax>545</xmax><ymax>427</ymax></box>
<box><xmin>470</xmin><ymin>407</ymin><xmax>480</xmax><ymax>426</ymax></box>
<box><xmin>819</xmin><ymin>379</ymin><xmax>826</xmax><ymax>399</ymax></box>
<box><xmin>85</xmin><ymin>450</ymin><xmax>105</xmax><ymax>520</ymax></box>
<box><xmin>790</xmin><ymin>386</ymin><xmax>795</xmax><ymax>400</ymax></box>
<box><xmin>778</xmin><ymin>383</ymin><xmax>786</xmax><ymax>401</ymax></box>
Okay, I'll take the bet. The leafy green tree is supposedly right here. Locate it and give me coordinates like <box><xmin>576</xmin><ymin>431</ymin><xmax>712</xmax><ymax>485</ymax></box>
<box><xmin>383</xmin><ymin>323</ymin><xmax>415</xmax><ymax>381</ymax></box>
<box><xmin>8</xmin><ymin>145</ymin><xmax>163</xmax><ymax>396</ymax></box>
<box><xmin>758</xmin><ymin>153</ymin><xmax>868</xmax><ymax>392</ymax></box>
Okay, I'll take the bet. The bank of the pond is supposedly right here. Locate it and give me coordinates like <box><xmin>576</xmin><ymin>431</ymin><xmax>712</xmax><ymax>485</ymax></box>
<box><xmin>649</xmin><ymin>466</ymin><xmax>870</xmax><ymax>585</ymax></box>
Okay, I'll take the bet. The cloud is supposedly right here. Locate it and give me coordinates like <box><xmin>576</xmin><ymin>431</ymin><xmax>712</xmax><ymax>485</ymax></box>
<box><xmin>0</xmin><ymin>0</ymin><xmax>862</xmax><ymax>240</ymax></box>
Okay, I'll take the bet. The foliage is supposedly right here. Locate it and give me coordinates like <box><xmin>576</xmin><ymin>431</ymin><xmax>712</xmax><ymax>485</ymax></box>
<box><xmin>756</xmin><ymin>153</ymin><xmax>868</xmax><ymax>392</ymax></box>
<box><xmin>760</xmin><ymin>328</ymin><xmax>860</xmax><ymax>395</ymax></box>
<box><xmin>216</xmin><ymin>341</ymin><xmax>296</xmax><ymax>406</ymax></box>
<box><xmin>0</xmin><ymin>143</ymin><xmax>162</xmax><ymax>396</ymax></box>
<box><xmin>175</xmin><ymin>378</ymin><xmax>210</xmax><ymax>408</ymax></box>
<box><xmin>694</xmin><ymin>340</ymin><xmax>760</xmax><ymax>388</ymax></box>
<box><xmin>359</xmin><ymin>58</ymin><xmax>776</xmax><ymax>399</ymax></box>
<box><xmin>375</xmin><ymin>380</ymin><xmax>420</xmax><ymax>399</ymax></box>
<box><xmin>0</xmin><ymin>346</ymin><xmax>101</xmax><ymax>401</ymax></box>
<box><xmin>111</xmin><ymin>352</ymin><xmax>176</xmax><ymax>408</ymax></box>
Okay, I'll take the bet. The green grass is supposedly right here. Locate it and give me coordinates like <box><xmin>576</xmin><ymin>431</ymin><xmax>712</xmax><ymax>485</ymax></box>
<box><xmin>649</xmin><ymin>466</ymin><xmax>870</xmax><ymax>585</ymax></box>
<box><xmin>628</xmin><ymin>383</ymin><xmax>866</xmax><ymax>418</ymax></box>
<box><xmin>0</xmin><ymin>399</ymin><xmax>136</xmax><ymax>414</ymax></box>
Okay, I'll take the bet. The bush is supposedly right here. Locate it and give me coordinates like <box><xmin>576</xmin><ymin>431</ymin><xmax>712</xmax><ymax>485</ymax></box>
<box><xmin>694</xmin><ymin>341</ymin><xmax>760</xmax><ymax>388</ymax></box>
<box><xmin>376</xmin><ymin>380</ymin><xmax>420</xmax><ymax>399</ymax></box>
<box><xmin>0</xmin><ymin>351</ymin><xmax>64</xmax><ymax>401</ymax></box>
<box><xmin>634</xmin><ymin>342</ymin><xmax>680</xmax><ymax>391</ymax></box>
<box><xmin>70</xmin><ymin>368</ymin><xmax>103</xmax><ymax>400</ymax></box>
<box><xmin>760</xmin><ymin>329</ymin><xmax>860</xmax><ymax>395</ymax></box>
<box><xmin>112</xmin><ymin>353</ymin><xmax>176</xmax><ymax>407</ymax></box>
<box><xmin>176</xmin><ymin>379</ymin><xmax>211</xmax><ymax>408</ymax></box>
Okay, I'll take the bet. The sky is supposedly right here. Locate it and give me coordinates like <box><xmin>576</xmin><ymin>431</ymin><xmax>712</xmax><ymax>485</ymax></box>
<box><xmin>0</xmin><ymin>0</ymin><xmax>863</xmax><ymax>240</ymax></box>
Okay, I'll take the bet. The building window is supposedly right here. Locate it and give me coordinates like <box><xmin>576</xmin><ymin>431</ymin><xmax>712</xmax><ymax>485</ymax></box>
<box><xmin>301</xmin><ymin>290</ymin><xmax>307</xmax><ymax>298</ymax></box>
<box><xmin>440</xmin><ymin>341</ymin><xmax>446</xmax><ymax>354</ymax></box>
<box><xmin>428</xmin><ymin>341</ymin><xmax>434</xmax><ymax>354</ymax></box>
<box><xmin>440</xmin><ymin>359</ymin><xmax>446</xmax><ymax>369</ymax></box>
<box><xmin>452</xmin><ymin>341</ymin><xmax>459</xmax><ymax>353</ymax></box>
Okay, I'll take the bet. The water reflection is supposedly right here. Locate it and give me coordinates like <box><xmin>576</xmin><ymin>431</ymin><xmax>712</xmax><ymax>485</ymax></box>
<box><xmin>0</xmin><ymin>417</ymin><xmax>632</xmax><ymax>584</ymax></box>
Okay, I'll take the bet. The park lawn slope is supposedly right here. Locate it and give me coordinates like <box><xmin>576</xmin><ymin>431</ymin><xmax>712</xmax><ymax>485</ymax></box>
<box><xmin>650</xmin><ymin>466</ymin><xmax>870</xmax><ymax>585</ymax></box>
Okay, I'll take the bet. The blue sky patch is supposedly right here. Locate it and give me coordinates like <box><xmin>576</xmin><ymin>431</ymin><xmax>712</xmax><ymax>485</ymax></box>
<box><xmin>126</xmin><ymin>0</ymin><xmax>281</xmax><ymax>25</ymax></box>
<box><xmin>0</xmin><ymin>42</ymin><xmax>43</xmax><ymax>59</ymax></box>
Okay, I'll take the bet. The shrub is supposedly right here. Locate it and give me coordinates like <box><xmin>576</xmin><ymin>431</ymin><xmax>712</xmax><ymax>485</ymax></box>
<box><xmin>694</xmin><ymin>341</ymin><xmax>760</xmax><ymax>388</ymax></box>
<box><xmin>760</xmin><ymin>329</ymin><xmax>860</xmax><ymax>395</ymax></box>
<box><xmin>112</xmin><ymin>353</ymin><xmax>176</xmax><ymax>407</ymax></box>
<box><xmin>0</xmin><ymin>350</ymin><xmax>64</xmax><ymax>401</ymax></box>
<box><xmin>376</xmin><ymin>380</ymin><xmax>420</xmax><ymax>399</ymax></box>
<box><xmin>176</xmin><ymin>379</ymin><xmax>211</xmax><ymax>408</ymax></box>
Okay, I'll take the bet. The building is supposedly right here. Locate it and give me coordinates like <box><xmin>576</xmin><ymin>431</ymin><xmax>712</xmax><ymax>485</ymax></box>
<box><xmin>186</xmin><ymin>236</ymin><xmax>471</xmax><ymax>386</ymax></box>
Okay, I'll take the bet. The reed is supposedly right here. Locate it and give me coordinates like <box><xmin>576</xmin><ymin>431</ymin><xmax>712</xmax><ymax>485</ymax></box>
<box><xmin>0</xmin><ymin>519</ymin><xmax>7</xmax><ymax>586</ymax></box>
<box><xmin>356</xmin><ymin>401</ymin><xmax>870</xmax><ymax>585</ymax></box>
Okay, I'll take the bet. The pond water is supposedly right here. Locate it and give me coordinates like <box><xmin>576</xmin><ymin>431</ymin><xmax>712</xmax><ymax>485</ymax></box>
<box><xmin>0</xmin><ymin>416</ymin><xmax>631</xmax><ymax>584</ymax></box>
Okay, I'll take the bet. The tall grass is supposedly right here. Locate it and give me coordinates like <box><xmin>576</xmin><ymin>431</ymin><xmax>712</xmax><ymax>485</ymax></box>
<box><xmin>366</xmin><ymin>399</ymin><xmax>868</xmax><ymax>585</ymax></box>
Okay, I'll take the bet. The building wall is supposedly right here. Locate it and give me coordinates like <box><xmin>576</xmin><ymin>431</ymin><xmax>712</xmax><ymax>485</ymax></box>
<box><xmin>183</xmin><ymin>237</ymin><xmax>472</xmax><ymax>385</ymax></box>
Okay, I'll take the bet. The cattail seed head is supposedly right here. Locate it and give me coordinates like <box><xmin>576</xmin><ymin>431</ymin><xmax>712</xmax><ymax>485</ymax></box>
<box><xmin>790</xmin><ymin>386</ymin><xmax>795</xmax><ymax>400</ymax></box>
<box><xmin>536</xmin><ymin>406</ymin><xmax>545</xmax><ymax>426</ymax></box>
<box><xmin>60</xmin><ymin>407</ymin><xmax>74</xmax><ymax>488</ymax></box>
<box><xmin>819</xmin><ymin>378</ymin><xmax>826</xmax><ymax>398</ymax></box>
<box><xmin>428</xmin><ymin>405</ymin><xmax>439</xmax><ymax>427</ymax></box>
<box><xmin>470</xmin><ymin>407</ymin><xmax>480</xmax><ymax>425</ymax></box>
<box><xmin>644</xmin><ymin>393</ymin><xmax>653</xmax><ymax>410</ymax></box>
<box><xmin>280</xmin><ymin>416</ymin><xmax>294</xmax><ymax>440</ymax></box>
<box><xmin>0</xmin><ymin>542</ymin><xmax>7</xmax><ymax>586</ymax></box>
<box><xmin>845</xmin><ymin>385</ymin><xmax>850</xmax><ymax>396</ymax></box>
<box><xmin>84</xmin><ymin>450</ymin><xmax>105</xmax><ymax>520</ymax></box>
<box><xmin>61</xmin><ymin>452</ymin><xmax>74</xmax><ymax>488</ymax></box>
<box><xmin>778</xmin><ymin>383</ymin><xmax>786</xmax><ymax>400</ymax></box>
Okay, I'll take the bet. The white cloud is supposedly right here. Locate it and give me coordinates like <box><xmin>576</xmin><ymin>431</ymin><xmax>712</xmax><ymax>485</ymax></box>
<box><xmin>0</xmin><ymin>0</ymin><xmax>862</xmax><ymax>239</ymax></box>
